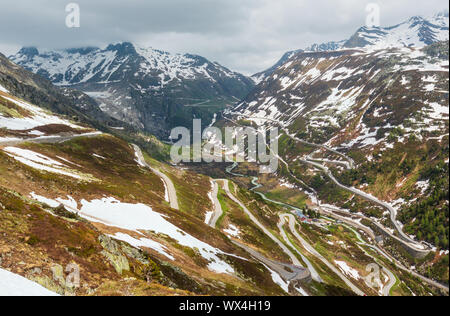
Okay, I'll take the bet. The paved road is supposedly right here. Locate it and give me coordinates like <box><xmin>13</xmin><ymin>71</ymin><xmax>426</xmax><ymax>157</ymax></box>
<box><xmin>277</xmin><ymin>216</ymin><xmax>323</xmax><ymax>283</ymax></box>
<box><xmin>306</xmin><ymin>157</ymin><xmax>352</xmax><ymax>170</ymax></box>
<box><xmin>316</xmin><ymin>206</ymin><xmax>377</xmax><ymax>240</ymax></box>
<box><xmin>221</xmin><ymin>179</ymin><xmax>303</xmax><ymax>267</ymax></box>
<box><xmin>132</xmin><ymin>144</ymin><xmax>179</xmax><ymax>210</ymax></box>
<box><xmin>228</xmin><ymin>112</ymin><xmax>426</xmax><ymax>253</ymax></box>
<box><xmin>231</xmin><ymin>240</ymin><xmax>311</xmax><ymax>287</ymax></box>
<box><xmin>382</xmin><ymin>267</ymin><xmax>397</xmax><ymax>296</ymax></box>
<box><xmin>280</xmin><ymin>213</ymin><xmax>365</xmax><ymax>296</ymax></box>
<box><xmin>319</xmin><ymin>204</ymin><xmax>429</xmax><ymax>258</ymax></box>
<box><xmin>303</xmin><ymin>159</ymin><xmax>429</xmax><ymax>255</ymax></box>
<box><xmin>338</xmin><ymin>222</ymin><xmax>396</xmax><ymax>296</ymax></box>
<box><xmin>208</xmin><ymin>179</ymin><xmax>311</xmax><ymax>292</ymax></box>
<box><xmin>208</xmin><ymin>180</ymin><xmax>222</xmax><ymax>227</ymax></box>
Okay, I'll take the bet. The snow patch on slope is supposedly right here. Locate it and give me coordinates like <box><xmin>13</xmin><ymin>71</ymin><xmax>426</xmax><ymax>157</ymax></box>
<box><xmin>0</xmin><ymin>268</ymin><xmax>59</xmax><ymax>296</ymax></box>
<box><xmin>28</xmin><ymin>194</ymin><xmax>236</xmax><ymax>275</ymax></box>
<box><xmin>0</xmin><ymin>95</ymin><xmax>81</xmax><ymax>131</ymax></box>
<box><xmin>4</xmin><ymin>147</ymin><xmax>84</xmax><ymax>180</ymax></box>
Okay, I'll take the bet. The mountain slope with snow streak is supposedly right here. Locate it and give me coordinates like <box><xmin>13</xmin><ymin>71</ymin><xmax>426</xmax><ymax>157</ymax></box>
<box><xmin>232</xmin><ymin>43</ymin><xmax>448</xmax><ymax>147</ymax></box>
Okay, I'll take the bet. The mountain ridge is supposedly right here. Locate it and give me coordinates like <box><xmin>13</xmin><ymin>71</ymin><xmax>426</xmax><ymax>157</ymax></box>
<box><xmin>10</xmin><ymin>42</ymin><xmax>254</xmax><ymax>138</ymax></box>
<box><xmin>255</xmin><ymin>12</ymin><xmax>449</xmax><ymax>81</ymax></box>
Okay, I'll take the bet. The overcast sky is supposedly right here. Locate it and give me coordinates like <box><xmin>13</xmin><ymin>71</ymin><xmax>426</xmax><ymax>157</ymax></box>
<box><xmin>0</xmin><ymin>0</ymin><xmax>448</xmax><ymax>75</ymax></box>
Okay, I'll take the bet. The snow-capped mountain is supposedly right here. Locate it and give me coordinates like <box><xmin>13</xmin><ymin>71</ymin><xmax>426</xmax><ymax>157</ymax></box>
<box><xmin>305</xmin><ymin>40</ymin><xmax>347</xmax><ymax>52</ymax></box>
<box><xmin>304</xmin><ymin>12</ymin><xmax>449</xmax><ymax>53</ymax></box>
<box><xmin>253</xmin><ymin>12</ymin><xmax>449</xmax><ymax>85</ymax></box>
<box><xmin>10</xmin><ymin>42</ymin><xmax>254</xmax><ymax>137</ymax></box>
<box><xmin>251</xmin><ymin>49</ymin><xmax>303</xmax><ymax>84</ymax></box>
<box><xmin>0</xmin><ymin>52</ymin><xmax>122</xmax><ymax>129</ymax></box>
<box><xmin>343</xmin><ymin>11</ymin><xmax>449</xmax><ymax>50</ymax></box>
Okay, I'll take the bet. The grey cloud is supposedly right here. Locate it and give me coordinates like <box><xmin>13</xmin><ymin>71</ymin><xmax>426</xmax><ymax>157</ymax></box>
<box><xmin>0</xmin><ymin>0</ymin><xmax>448</xmax><ymax>75</ymax></box>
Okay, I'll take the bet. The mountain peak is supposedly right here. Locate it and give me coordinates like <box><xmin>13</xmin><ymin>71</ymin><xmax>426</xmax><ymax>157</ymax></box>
<box><xmin>434</xmin><ymin>10</ymin><xmax>449</xmax><ymax>18</ymax></box>
<box><xmin>408</xmin><ymin>15</ymin><xmax>426</xmax><ymax>23</ymax></box>
<box><xmin>305</xmin><ymin>40</ymin><xmax>346</xmax><ymax>52</ymax></box>
<box><xmin>17</xmin><ymin>46</ymin><xmax>39</xmax><ymax>58</ymax></box>
<box><xmin>105</xmin><ymin>42</ymin><xmax>137</xmax><ymax>55</ymax></box>
<box><xmin>65</xmin><ymin>47</ymin><xmax>99</xmax><ymax>55</ymax></box>
<box><xmin>342</xmin><ymin>12</ymin><xmax>449</xmax><ymax>49</ymax></box>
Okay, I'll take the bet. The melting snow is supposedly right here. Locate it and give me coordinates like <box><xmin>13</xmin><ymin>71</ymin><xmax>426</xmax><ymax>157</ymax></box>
<box><xmin>416</xmin><ymin>180</ymin><xmax>430</xmax><ymax>195</ymax></box>
<box><xmin>0</xmin><ymin>268</ymin><xmax>58</xmax><ymax>296</ymax></box>
<box><xmin>334</xmin><ymin>261</ymin><xmax>361</xmax><ymax>280</ymax></box>
<box><xmin>0</xmin><ymin>95</ymin><xmax>80</xmax><ymax>131</ymax></box>
<box><xmin>0</xmin><ymin>137</ymin><xmax>22</xmax><ymax>143</ymax></box>
<box><xmin>223</xmin><ymin>224</ymin><xmax>240</xmax><ymax>238</ymax></box>
<box><xmin>204</xmin><ymin>211</ymin><xmax>214</xmax><ymax>225</ymax></box>
<box><xmin>0</xmin><ymin>84</ymin><xmax>9</xmax><ymax>93</ymax></box>
<box><xmin>28</xmin><ymin>194</ymin><xmax>235</xmax><ymax>275</ymax></box>
<box><xmin>3</xmin><ymin>147</ymin><xmax>83</xmax><ymax>179</ymax></box>
<box><xmin>261</xmin><ymin>263</ymin><xmax>289</xmax><ymax>293</ymax></box>
<box><xmin>79</xmin><ymin>198</ymin><xmax>235</xmax><ymax>274</ymax></box>
<box><xmin>109</xmin><ymin>232</ymin><xmax>174</xmax><ymax>260</ymax></box>
<box><xmin>279</xmin><ymin>179</ymin><xmax>296</xmax><ymax>189</ymax></box>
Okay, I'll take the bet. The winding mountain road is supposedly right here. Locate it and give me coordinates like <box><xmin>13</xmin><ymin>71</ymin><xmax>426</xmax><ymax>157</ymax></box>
<box><xmin>207</xmin><ymin>180</ymin><xmax>222</xmax><ymax>227</ymax></box>
<box><xmin>279</xmin><ymin>213</ymin><xmax>366</xmax><ymax>296</ymax></box>
<box><xmin>318</xmin><ymin>208</ymin><xmax>449</xmax><ymax>294</ymax></box>
<box><xmin>229</xmin><ymin>113</ymin><xmax>427</xmax><ymax>254</ymax></box>
<box><xmin>302</xmin><ymin>158</ymin><xmax>427</xmax><ymax>252</ymax></box>
<box><xmin>132</xmin><ymin>144</ymin><xmax>179</xmax><ymax>210</ymax></box>
<box><xmin>207</xmin><ymin>178</ymin><xmax>312</xmax><ymax>292</ymax></box>
<box><xmin>221</xmin><ymin>179</ymin><xmax>303</xmax><ymax>267</ymax></box>
<box><xmin>231</xmin><ymin>240</ymin><xmax>311</xmax><ymax>288</ymax></box>
<box><xmin>277</xmin><ymin>216</ymin><xmax>323</xmax><ymax>283</ymax></box>
<box><xmin>338</xmin><ymin>222</ymin><xmax>396</xmax><ymax>296</ymax></box>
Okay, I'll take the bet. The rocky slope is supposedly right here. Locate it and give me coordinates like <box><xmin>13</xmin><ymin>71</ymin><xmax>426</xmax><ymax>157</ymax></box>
<box><xmin>0</xmin><ymin>52</ymin><xmax>123</xmax><ymax>130</ymax></box>
<box><xmin>229</xmin><ymin>39</ymin><xmax>449</xmax><ymax>249</ymax></box>
<box><xmin>10</xmin><ymin>42</ymin><xmax>254</xmax><ymax>138</ymax></box>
